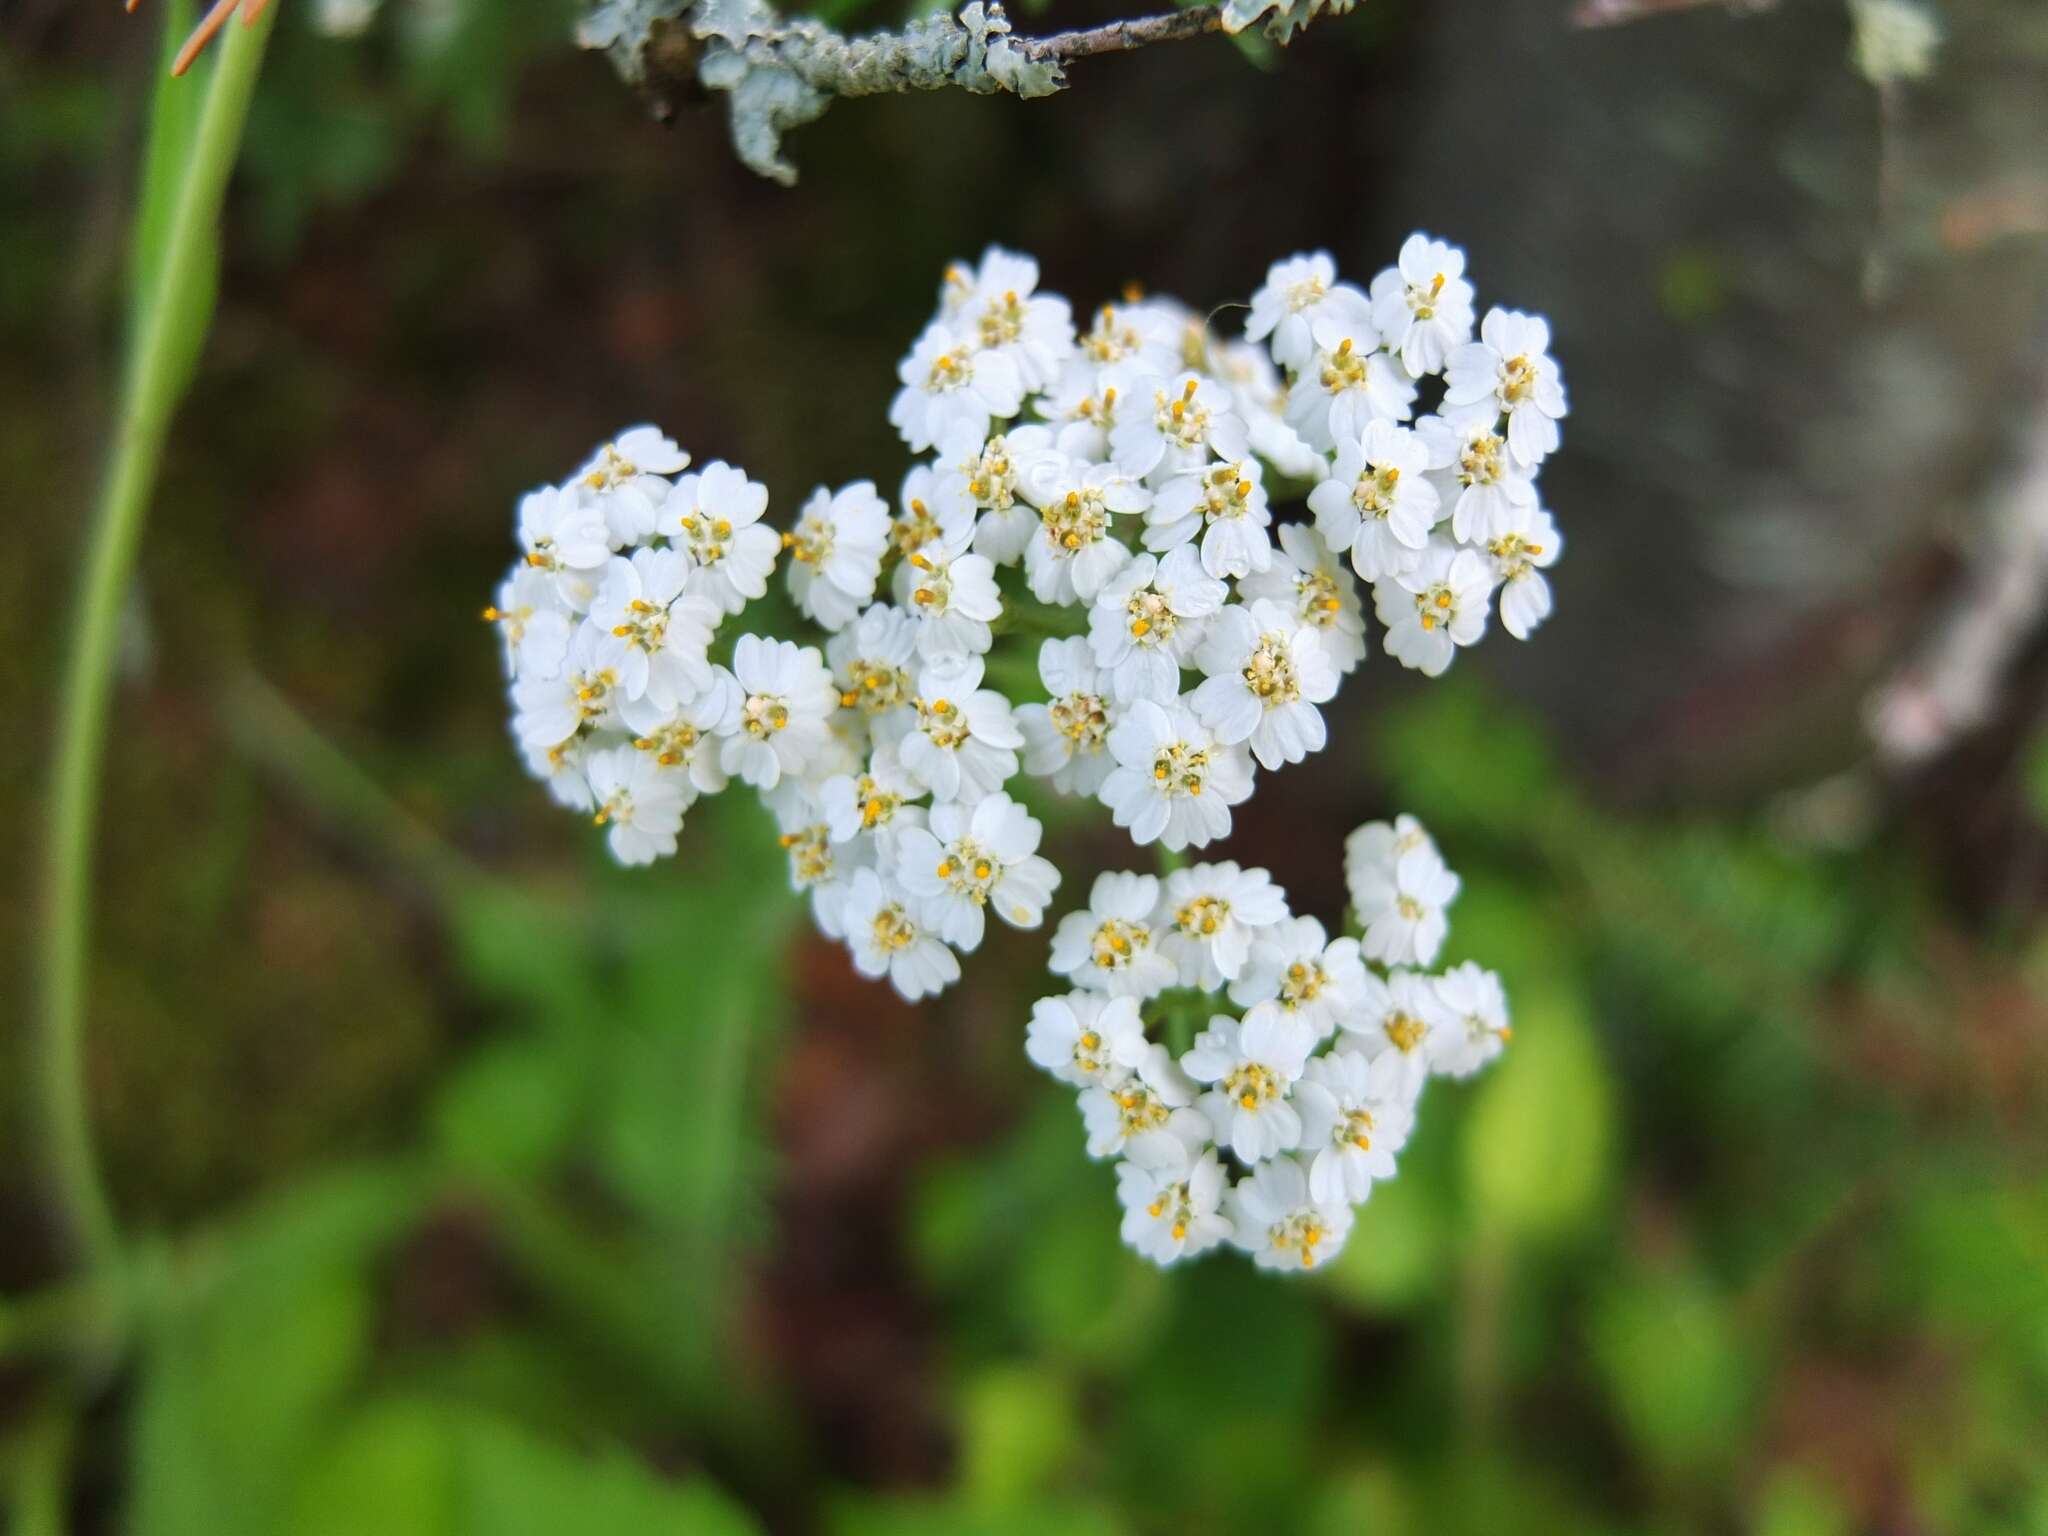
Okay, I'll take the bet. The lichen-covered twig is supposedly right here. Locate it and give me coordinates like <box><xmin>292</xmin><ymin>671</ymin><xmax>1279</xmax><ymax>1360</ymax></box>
<box><xmin>580</xmin><ymin>0</ymin><xmax>1345</xmax><ymax>184</ymax></box>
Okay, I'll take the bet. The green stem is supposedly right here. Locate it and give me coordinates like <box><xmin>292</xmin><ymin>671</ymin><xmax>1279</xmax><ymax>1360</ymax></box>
<box><xmin>36</xmin><ymin>5</ymin><xmax>275</xmax><ymax>1278</ymax></box>
<box><xmin>218</xmin><ymin>669</ymin><xmax>482</xmax><ymax>903</ymax></box>
<box><xmin>7</xmin><ymin>1403</ymin><xmax>79</xmax><ymax>1536</ymax></box>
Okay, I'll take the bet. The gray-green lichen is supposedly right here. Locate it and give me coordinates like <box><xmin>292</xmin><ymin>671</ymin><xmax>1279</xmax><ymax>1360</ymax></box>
<box><xmin>579</xmin><ymin>0</ymin><xmax>1065</xmax><ymax>184</ymax></box>
<box><xmin>1218</xmin><ymin>0</ymin><xmax>1352</xmax><ymax>44</ymax></box>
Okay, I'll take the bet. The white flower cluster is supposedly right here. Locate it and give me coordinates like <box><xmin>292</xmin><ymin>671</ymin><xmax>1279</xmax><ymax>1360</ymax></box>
<box><xmin>1028</xmin><ymin>816</ymin><xmax>1509</xmax><ymax>1274</ymax></box>
<box><xmin>486</xmin><ymin>241</ymin><xmax>1566</xmax><ymax>1005</ymax></box>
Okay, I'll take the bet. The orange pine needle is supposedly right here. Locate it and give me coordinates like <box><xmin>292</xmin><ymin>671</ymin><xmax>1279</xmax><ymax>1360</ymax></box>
<box><xmin>170</xmin><ymin>0</ymin><xmax>242</xmax><ymax>75</ymax></box>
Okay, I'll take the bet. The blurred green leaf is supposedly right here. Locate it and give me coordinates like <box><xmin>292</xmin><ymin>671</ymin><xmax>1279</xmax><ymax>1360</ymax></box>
<box><xmin>1755</xmin><ymin>1466</ymin><xmax>1851</xmax><ymax>1536</ymax></box>
<box><xmin>1462</xmin><ymin>985</ymin><xmax>1613</xmax><ymax>1245</ymax></box>
<box><xmin>291</xmin><ymin>1398</ymin><xmax>761</xmax><ymax>1535</ymax></box>
<box><xmin>828</xmin><ymin>1497</ymin><xmax>1124</xmax><ymax>1536</ymax></box>
<box><xmin>957</xmin><ymin>1366</ymin><xmax>1078</xmax><ymax>1510</ymax></box>
<box><xmin>1588</xmin><ymin>1265</ymin><xmax>1753</xmax><ymax>1477</ymax></box>
<box><xmin>1378</xmin><ymin>683</ymin><xmax>1565</xmax><ymax>843</ymax></box>
<box><xmin>2024</xmin><ymin>724</ymin><xmax>2048</xmax><ymax>831</ymax></box>
<box><xmin>1307</xmin><ymin>1465</ymin><xmax>1417</xmax><ymax>1536</ymax></box>
<box><xmin>1322</xmin><ymin>1159</ymin><xmax>1449</xmax><ymax>1313</ymax></box>
<box><xmin>447</xmin><ymin>884</ymin><xmax>598</xmax><ymax>1022</ymax></box>
<box><xmin>432</xmin><ymin>1037</ymin><xmax>579</xmax><ymax>1178</ymax></box>
<box><xmin>132</xmin><ymin>1165</ymin><xmax>426</xmax><ymax>1536</ymax></box>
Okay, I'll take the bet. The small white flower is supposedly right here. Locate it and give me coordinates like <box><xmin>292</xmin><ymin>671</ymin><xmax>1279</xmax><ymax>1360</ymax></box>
<box><xmin>661</xmin><ymin>461</ymin><xmax>777</xmax><ymax>615</ymax></box>
<box><xmin>1117</xmin><ymin>1141</ymin><xmax>1233</xmax><ymax>1268</ymax></box>
<box><xmin>1190</xmin><ymin>600</ymin><xmax>1339</xmax><ymax>772</ymax></box>
<box><xmin>1374</xmin><ymin>541</ymin><xmax>1494</xmax><ymax>678</ymax></box>
<box><xmin>1017</xmin><ymin>456</ymin><xmax>1146</xmax><ymax>606</ymax></box>
<box><xmin>1339</xmin><ymin>969</ymin><xmax>1455</xmax><ymax>1098</ymax></box>
<box><xmin>511</xmin><ymin>621</ymin><xmax>620</xmax><ymax>752</ymax></box>
<box><xmin>1157</xmin><ymin>862</ymin><xmax>1290</xmax><ymax>988</ymax></box>
<box><xmin>520</xmin><ymin>731</ymin><xmax>597</xmax><ymax>813</ymax></box>
<box><xmin>484</xmin><ymin>564</ymin><xmax>572</xmax><ymax>682</ymax></box>
<box><xmin>1285</xmin><ymin>319</ymin><xmax>1417</xmax><ymax>454</ymax></box>
<box><xmin>953</xmin><ymin>424</ymin><xmax>1051</xmax><ymax>566</ymax></box>
<box><xmin>1228</xmin><ymin>916</ymin><xmax>1368</xmax><ymax>1041</ymax></box>
<box><xmin>773</xmin><ymin>789</ymin><xmax>870</xmax><ymax>940</ymax></box>
<box><xmin>785</xmin><ymin>481</ymin><xmax>891</xmax><ymax>632</ymax></box>
<box><xmin>1184</xmin><ymin>1005</ymin><xmax>1317</xmax><ymax>1164</ymax></box>
<box><xmin>1088</xmin><ymin>547</ymin><xmax>1227</xmax><ymax>705</ymax></box>
<box><xmin>894</xmin><ymin>792</ymin><xmax>1060</xmax><ymax>951</ymax></box>
<box><xmin>1074</xmin><ymin>297</ymin><xmax>1184</xmax><ymax>379</ymax></box>
<box><xmin>1414</xmin><ymin>411</ymin><xmax>1538</xmax><ymax>544</ymax></box>
<box><xmin>1245</xmin><ymin>252</ymin><xmax>1374</xmax><ymax>374</ymax></box>
<box><xmin>1226</xmin><ymin>1155</ymin><xmax>1353</xmax><ymax>1273</ymax></box>
<box><xmin>819</xmin><ymin>741</ymin><xmax>926</xmax><ymax>849</ymax></box>
<box><xmin>1343</xmin><ymin>814</ymin><xmax>1435</xmax><ymax>897</ymax></box>
<box><xmin>894</xmin><ymin>655</ymin><xmax>1023</xmax><ymax>805</ymax></box>
<box><xmin>1206</xmin><ymin>336</ymin><xmax>1328</xmax><ymax>482</ymax></box>
<box><xmin>1237</xmin><ymin>524</ymin><xmax>1368</xmax><ymax>676</ymax></box>
<box><xmin>887</xmin><ymin>464</ymin><xmax>974</xmax><ymax>566</ymax></box>
<box><xmin>1345</xmin><ymin>816</ymin><xmax>1460</xmax><ymax>969</ymax></box>
<box><xmin>1099</xmin><ymin>699</ymin><xmax>1254</xmax><ymax>852</ymax></box>
<box><xmin>1294</xmin><ymin>1049</ymin><xmax>1417</xmax><ymax>1206</ymax></box>
<box><xmin>516</xmin><ymin>483</ymin><xmax>611</xmax><ymax>607</ymax></box>
<box><xmin>1042</xmin><ymin>357</ymin><xmax>1153</xmax><ymax>464</ymax></box>
<box><xmin>1143</xmin><ymin>458</ymin><xmax>1274</xmax><ymax>581</ymax></box>
<box><xmin>718</xmin><ymin>634</ymin><xmax>838</xmax><ymax>790</ymax></box>
<box><xmin>1109</xmin><ymin>372</ymin><xmax>1250</xmax><ymax>481</ymax></box>
<box><xmin>842</xmin><ymin>866</ymin><xmax>959</xmax><ymax>1001</ymax></box>
<box><xmin>1445</xmin><ymin>307</ymin><xmax>1568</xmax><ymax>468</ymax></box>
<box><xmin>617</xmin><ymin>666</ymin><xmax>741</xmax><ymax>799</ymax></box>
<box><xmin>572</xmin><ymin>425</ymin><xmax>690</xmax><ymax>545</ymax></box>
<box><xmin>1308</xmin><ymin>418</ymin><xmax>1441</xmax><ymax>582</ymax></box>
<box><xmin>1015</xmin><ymin>637</ymin><xmax>1120</xmax><ymax>796</ymax></box>
<box><xmin>1078</xmin><ymin>1040</ymin><xmax>1205</xmax><ymax>1161</ymax></box>
<box><xmin>1487</xmin><ymin>503</ymin><xmax>1562</xmax><ymax>641</ymax></box>
<box><xmin>890</xmin><ymin>319</ymin><xmax>1026</xmax><ymax>452</ymax></box>
<box><xmin>589</xmin><ymin>550</ymin><xmax>719</xmax><ymax>708</ymax></box>
<box><xmin>938</xmin><ymin>246</ymin><xmax>1075</xmax><ymax>392</ymax></box>
<box><xmin>586</xmin><ymin>742</ymin><xmax>690</xmax><ymax>866</ymax></box>
<box><xmin>825</xmin><ymin>604</ymin><xmax>919</xmax><ymax>728</ymax></box>
<box><xmin>1368</xmin><ymin>234</ymin><xmax>1476</xmax><ymax>379</ymax></box>
<box><xmin>1026</xmin><ymin>991</ymin><xmax>1147</xmax><ymax>1087</ymax></box>
<box><xmin>893</xmin><ymin>517</ymin><xmax>1003</xmax><ymax>661</ymax></box>
<box><xmin>1431</xmin><ymin>960</ymin><xmax>1512</xmax><ymax>1079</ymax></box>
<box><xmin>1047</xmin><ymin>870</ymin><xmax>1178</xmax><ymax>1000</ymax></box>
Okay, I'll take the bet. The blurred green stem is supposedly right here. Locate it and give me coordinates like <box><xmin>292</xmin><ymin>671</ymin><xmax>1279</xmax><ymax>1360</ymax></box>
<box><xmin>7</xmin><ymin>1404</ymin><xmax>77</xmax><ymax>1536</ymax></box>
<box><xmin>220</xmin><ymin>669</ymin><xmax>482</xmax><ymax>901</ymax></box>
<box><xmin>37</xmin><ymin>6</ymin><xmax>274</xmax><ymax>1278</ymax></box>
<box><xmin>1456</xmin><ymin>1223</ymin><xmax>1512</xmax><ymax>1438</ymax></box>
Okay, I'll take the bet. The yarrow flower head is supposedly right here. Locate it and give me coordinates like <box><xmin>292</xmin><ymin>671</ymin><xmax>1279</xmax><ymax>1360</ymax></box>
<box><xmin>489</xmin><ymin>239</ymin><xmax>1569</xmax><ymax>1037</ymax></box>
<box><xmin>1024</xmin><ymin>825</ymin><xmax>1512</xmax><ymax>1278</ymax></box>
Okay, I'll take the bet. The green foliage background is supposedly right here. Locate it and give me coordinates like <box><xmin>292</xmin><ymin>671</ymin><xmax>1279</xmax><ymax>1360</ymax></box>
<box><xmin>4</xmin><ymin>0</ymin><xmax>2047</xmax><ymax>1531</ymax></box>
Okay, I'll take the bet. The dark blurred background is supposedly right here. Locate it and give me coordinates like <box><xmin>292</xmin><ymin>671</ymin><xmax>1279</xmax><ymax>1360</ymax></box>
<box><xmin>4</xmin><ymin>0</ymin><xmax>2047</xmax><ymax>1530</ymax></box>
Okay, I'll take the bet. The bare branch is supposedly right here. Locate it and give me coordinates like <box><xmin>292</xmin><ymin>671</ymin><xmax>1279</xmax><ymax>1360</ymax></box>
<box><xmin>1569</xmin><ymin>0</ymin><xmax>1772</xmax><ymax>31</ymax></box>
<box><xmin>1868</xmin><ymin>393</ymin><xmax>2048</xmax><ymax>769</ymax></box>
<box><xmin>1018</xmin><ymin>6</ymin><xmax>1225</xmax><ymax>62</ymax></box>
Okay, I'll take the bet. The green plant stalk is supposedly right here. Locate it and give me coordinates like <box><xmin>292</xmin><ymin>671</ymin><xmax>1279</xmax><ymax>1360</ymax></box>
<box><xmin>37</xmin><ymin>6</ymin><xmax>276</xmax><ymax>1279</ymax></box>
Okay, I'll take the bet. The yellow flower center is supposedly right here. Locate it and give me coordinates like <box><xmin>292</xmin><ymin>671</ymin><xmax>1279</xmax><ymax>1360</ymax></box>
<box><xmin>1091</xmin><ymin>918</ymin><xmax>1147</xmax><ymax>970</ymax></box>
